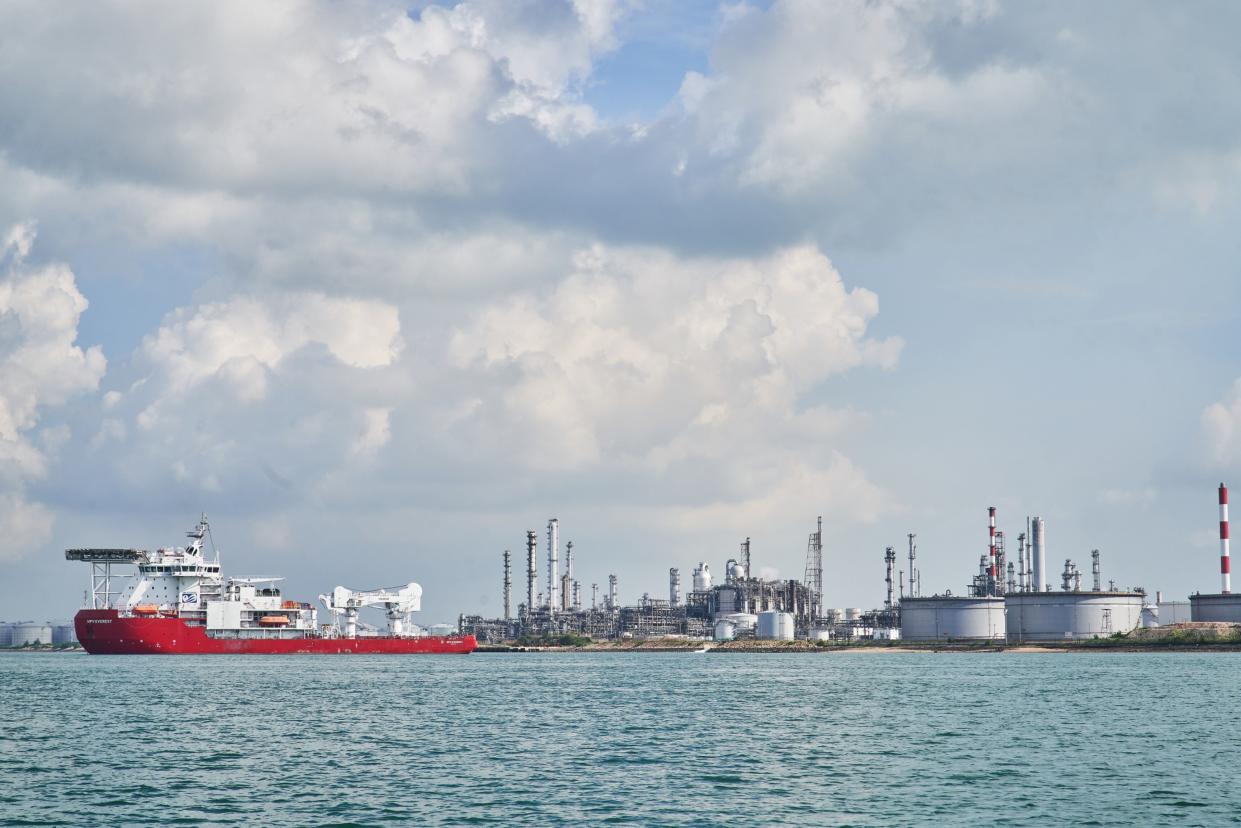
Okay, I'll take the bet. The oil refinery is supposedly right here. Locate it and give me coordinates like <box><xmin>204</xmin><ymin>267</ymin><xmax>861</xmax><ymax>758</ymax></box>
<box><xmin>460</xmin><ymin>484</ymin><xmax>1237</xmax><ymax>645</ymax></box>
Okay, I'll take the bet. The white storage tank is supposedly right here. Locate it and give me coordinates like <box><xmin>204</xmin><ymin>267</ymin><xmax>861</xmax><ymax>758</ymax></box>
<box><xmin>844</xmin><ymin>608</ymin><xmax>863</xmax><ymax>621</ymax></box>
<box><xmin>900</xmin><ymin>597</ymin><xmax>1006</xmax><ymax>641</ymax></box>
<box><xmin>52</xmin><ymin>624</ymin><xmax>77</xmax><ymax>645</ymax></box>
<box><xmin>810</xmin><ymin>628</ymin><xmax>832</xmax><ymax>642</ymax></box>
<box><xmin>713</xmin><ymin>620</ymin><xmax>737</xmax><ymax>641</ymax></box>
<box><xmin>1006</xmin><ymin>592</ymin><xmax>1143</xmax><ymax>641</ymax></box>
<box><xmin>1189</xmin><ymin>593</ymin><xmax>1241</xmax><ymax>623</ymax></box>
<box><xmin>11</xmin><ymin>623</ymin><xmax>52</xmax><ymax>646</ymax></box>
<box><xmin>0</xmin><ymin>624</ymin><xmax>12</xmax><ymax>647</ymax></box>
<box><xmin>716</xmin><ymin>612</ymin><xmax>758</xmax><ymax>632</ymax></box>
<box><xmin>825</xmin><ymin>609</ymin><xmax>843</xmax><ymax>623</ymax></box>
<box><xmin>756</xmin><ymin>611</ymin><xmax>795</xmax><ymax>640</ymax></box>
<box><xmin>693</xmin><ymin>563</ymin><xmax>712</xmax><ymax>592</ymax></box>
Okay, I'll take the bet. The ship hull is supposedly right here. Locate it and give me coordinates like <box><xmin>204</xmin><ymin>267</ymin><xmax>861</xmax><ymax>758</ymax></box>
<box><xmin>74</xmin><ymin>609</ymin><xmax>476</xmax><ymax>655</ymax></box>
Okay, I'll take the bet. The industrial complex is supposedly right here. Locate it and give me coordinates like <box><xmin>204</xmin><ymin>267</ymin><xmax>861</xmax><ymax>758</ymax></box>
<box><xmin>0</xmin><ymin>621</ymin><xmax>77</xmax><ymax>647</ymax></box>
<box><xmin>461</xmin><ymin>484</ymin><xmax>1241</xmax><ymax>645</ymax></box>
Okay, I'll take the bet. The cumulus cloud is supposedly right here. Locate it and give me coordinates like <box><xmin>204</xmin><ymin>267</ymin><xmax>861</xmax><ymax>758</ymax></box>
<box><xmin>1204</xmin><ymin>380</ymin><xmax>1241</xmax><ymax>466</ymax></box>
<box><xmin>78</xmin><ymin>291</ymin><xmax>405</xmax><ymax>508</ymax></box>
<box><xmin>674</xmin><ymin>0</ymin><xmax>1048</xmax><ymax>192</ymax></box>
<box><xmin>0</xmin><ymin>223</ymin><xmax>106</xmax><ymax>559</ymax></box>
<box><xmin>444</xmin><ymin>243</ymin><xmax>899</xmax><ymax>521</ymax></box>
<box><xmin>136</xmin><ymin>293</ymin><xmax>402</xmax><ymax>403</ymax></box>
<box><xmin>0</xmin><ymin>0</ymin><xmax>628</xmax><ymax>196</ymax></box>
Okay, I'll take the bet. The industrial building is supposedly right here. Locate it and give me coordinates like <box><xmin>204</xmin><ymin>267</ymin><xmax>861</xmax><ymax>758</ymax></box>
<box><xmin>461</xmin><ymin>491</ymin><xmax>1194</xmax><ymax>646</ymax></box>
<box><xmin>0</xmin><ymin>621</ymin><xmax>77</xmax><ymax>647</ymax></box>
<box><xmin>459</xmin><ymin>517</ymin><xmax>893</xmax><ymax>643</ymax></box>
<box><xmin>900</xmin><ymin>597</ymin><xmax>1005</xmax><ymax>641</ymax></box>
<box><xmin>1006</xmin><ymin>591</ymin><xmax>1143</xmax><ymax>641</ymax></box>
<box><xmin>900</xmin><ymin>507</ymin><xmax>1147</xmax><ymax>642</ymax></box>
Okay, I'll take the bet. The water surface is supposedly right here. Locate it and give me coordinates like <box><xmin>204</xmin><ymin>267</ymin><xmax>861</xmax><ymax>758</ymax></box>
<box><xmin>1</xmin><ymin>651</ymin><xmax>1235</xmax><ymax>826</ymax></box>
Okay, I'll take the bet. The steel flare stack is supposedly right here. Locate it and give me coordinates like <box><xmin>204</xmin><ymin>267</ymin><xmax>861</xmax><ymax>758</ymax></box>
<box><xmin>66</xmin><ymin>516</ymin><xmax>476</xmax><ymax>655</ymax></box>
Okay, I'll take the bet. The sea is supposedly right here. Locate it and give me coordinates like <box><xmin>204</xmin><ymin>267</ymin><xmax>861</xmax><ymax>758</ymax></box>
<box><xmin>0</xmin><ymin>651</ymin><xmax>1236</xmax><ymax>827</ymax></box>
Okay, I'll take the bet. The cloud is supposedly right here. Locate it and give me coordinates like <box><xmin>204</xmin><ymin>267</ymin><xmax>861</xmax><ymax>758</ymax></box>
<box><xmin>75</xmin><ymin>291</ymin><xmax>405</xmax><ymax>509</ymax></box>
<box><xmin>673</xmin><ymin>0</ymin><xmax>1048</xmax><ymax>193</ymax></box>
<box><xmin>136</xmin><ymin>292</ymin><xmax>402</xmax><ymax>403</ymax></box>
<box><xmin>438</xmin><ymin>243</ymin><xmax>899</xmax><ymax>525</ymax></box>
<box><xmin>64</xmin><ymin>241</ymin><xmax>897</xmax><ymax>534</ymax></box>
<box><xmin>0</xmin><ymin>0</ymin><xmax>628</xmax><ymax>196</ymax></box>
<box><xmin>0</xmin><ymin>223</ymin><xmax>106</xmax><ymax>559</ymax></box>
<box><xmin>1204</xmin><ymin>379</ymin><xmax>1241</xmax><ymax>466</ymax></box>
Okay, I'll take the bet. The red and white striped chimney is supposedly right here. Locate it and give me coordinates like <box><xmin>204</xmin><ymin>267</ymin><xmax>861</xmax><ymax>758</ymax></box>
<box><xmin>988</xmin><ymin>506</ymin><xmax>998</xmax><ymax>582</ymax></box>
<box><xmin>1221</xmin><ymin>483</ymin><xmax>1231</xmax><ymax>594</ymax></box>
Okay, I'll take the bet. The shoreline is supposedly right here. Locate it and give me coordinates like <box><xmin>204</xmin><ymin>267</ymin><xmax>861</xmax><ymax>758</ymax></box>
<box><xmin>476</xmin><ymin>640</ymin><xmax>1241</xmax><ymax>654</ymax></box>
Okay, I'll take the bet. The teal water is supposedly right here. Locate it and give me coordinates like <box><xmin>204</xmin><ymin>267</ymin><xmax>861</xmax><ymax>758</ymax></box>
<box><xmin>0</xmin><ymin>651</ymin><xmax>1236</xmax><ymax>827</ymax></box>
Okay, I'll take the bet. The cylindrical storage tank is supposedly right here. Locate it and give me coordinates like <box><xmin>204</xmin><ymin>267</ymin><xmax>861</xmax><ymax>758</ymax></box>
<box><xmin>900</xmin><ymin>597</ymin><xmax>1006</xmax><ymax>641</ymax></box>
<box><xmin>713</xmin><ymin>620</ymin><xmax>737</xmax><ymax>641</ymax></box>
<box><xmin>810</xmin><ymin>628</ymin><xmax>832</xmax><ymax>642</ymax></box>
<box><xmin>726</xmin><ymin>613</ymin><xmax>758</xmax><ymax>632</ymax></box>
<box><xmin>52</xmin><ymin>624</ymin><xmax>78</xmax><ymax>645</ymax></box>
<box><xmin>825</xmin><ymin>609</ymin><xmax>843</xmax><ymax>623</ymax></box>
<box><xmin>693</xmin><ymin>563</ymin><xmax>712</xmax><ymax>592</ymax></box>
<box><xmin>756</xmin><ymin>611</ymin><xmax>795</xmax><ymax>640</ymax></box>
<box><xmin>1140</xmin><ymin>603</ymin><xmax>1159</xmax><ymax>628</ymax></box>
<box><xmin>844</xmin><ymin>608</ymin><xmax>863</xmax><ymax>621</ymax></box>
<box><xmin>1006</xmin><ymin>592</ymin><xmax>1143</xmax><ymax>640</ymax></box>
<box><xmin>12</xmin><ymin>623</ymin><xmax>52</xmax><ymax>646</ymax></box>
<box><xmin>1189</xmin><ymin>593</ymin><xmax>1241</xmax><ymax>623</ymax></box>
<box><xmin>0</xmin><ymin>624</ymin><xmax>12</xmax><ymax>647</ymax></box>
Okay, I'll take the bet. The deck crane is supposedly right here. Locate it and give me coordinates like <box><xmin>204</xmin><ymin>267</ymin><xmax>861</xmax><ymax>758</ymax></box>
<box><xmin>319</xmin><ymin>582</ymin><xmax>422</xmax><ymax>639</ymax></box>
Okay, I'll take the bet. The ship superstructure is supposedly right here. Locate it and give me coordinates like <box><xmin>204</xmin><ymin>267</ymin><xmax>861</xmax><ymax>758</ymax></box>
<box><xmin>66</xmin><ymin>516</ymin><xmax>475</xmax><ymax>655</ymax></box>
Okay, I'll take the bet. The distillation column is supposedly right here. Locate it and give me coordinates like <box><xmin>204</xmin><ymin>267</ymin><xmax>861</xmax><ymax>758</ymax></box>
<box><xmin>547</xmin><ymin>518</ymin><xmax>559</xmax><ymax>614</ymax></box>
<box><xmin>1031</xmin><ymin>516</ymin><xmax>1046</xmax><ymax>593</ymax></box>
<box><xmin>503</xmin><ymin>550</ymin><xmax>511</xmax><ymax>620</ymax></box>
<box><xmin>525</xmin><ymin>530</ymin><xmax>537</xmax><ymax>619</ymax></box>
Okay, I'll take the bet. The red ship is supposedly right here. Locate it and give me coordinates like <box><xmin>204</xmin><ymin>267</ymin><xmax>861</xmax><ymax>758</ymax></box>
<box><xmin>67</xmin><ymin>517</ymin><xmax>476</xmax><ymax>655</ymax></box>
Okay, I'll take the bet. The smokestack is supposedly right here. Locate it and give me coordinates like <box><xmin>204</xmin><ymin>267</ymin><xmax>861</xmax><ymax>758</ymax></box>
<box><xmin>1091</xmin><ymin>549</ymin><xmax>1101</xmax><ymax>592</ymax></box>
<box><xmin>988</xmin><ymin>506</ymin><xmax>998</xmax><ymax>594</ymax></box>
<box><xmin>525</xmin><ymin>531</ymin><xmax>537</xmax><ymax>619</ymax></box>
<box><xmin>669</xmin><ymin>567</ymin><xmax>681</xmax><ymax>605</ymax></box>
<box><xmin>502</xmin><ymin>550</ymin><xmax>512</xmax><ymax>620</ymax></box>
<box><xmin>1221</xmin><ymin>483</ymin><xmax>1231</xmax><ymax>594</ymax></box>
<box><xmin>1031</xmin><ymin>516</ymin><xmax>1046</xmax><ymax>593</ymax></box>
<box><xmin>547</xmin><ymin>519</ymin><xmax>559</xmax><ymax>613</ymax></box>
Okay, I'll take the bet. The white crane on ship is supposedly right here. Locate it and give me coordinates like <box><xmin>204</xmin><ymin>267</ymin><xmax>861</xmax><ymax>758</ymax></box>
<box><xmin>319</xmin><ymin>582</ymin><xmax>422</xmax><ymax>639</ymax></box>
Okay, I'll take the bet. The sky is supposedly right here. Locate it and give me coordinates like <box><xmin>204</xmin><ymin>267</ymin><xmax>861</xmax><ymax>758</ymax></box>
<box><xmin>2</xmin><ymin>0</ymin><xmax>1240</xmax><ymax>625</ymax></box>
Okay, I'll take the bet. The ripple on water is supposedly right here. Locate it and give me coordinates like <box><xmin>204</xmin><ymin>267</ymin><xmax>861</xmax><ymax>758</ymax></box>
<box><xmin>0</xmin><ymin>652</ymin><xmax>1236</xmax><ymax>827</ymax></box>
